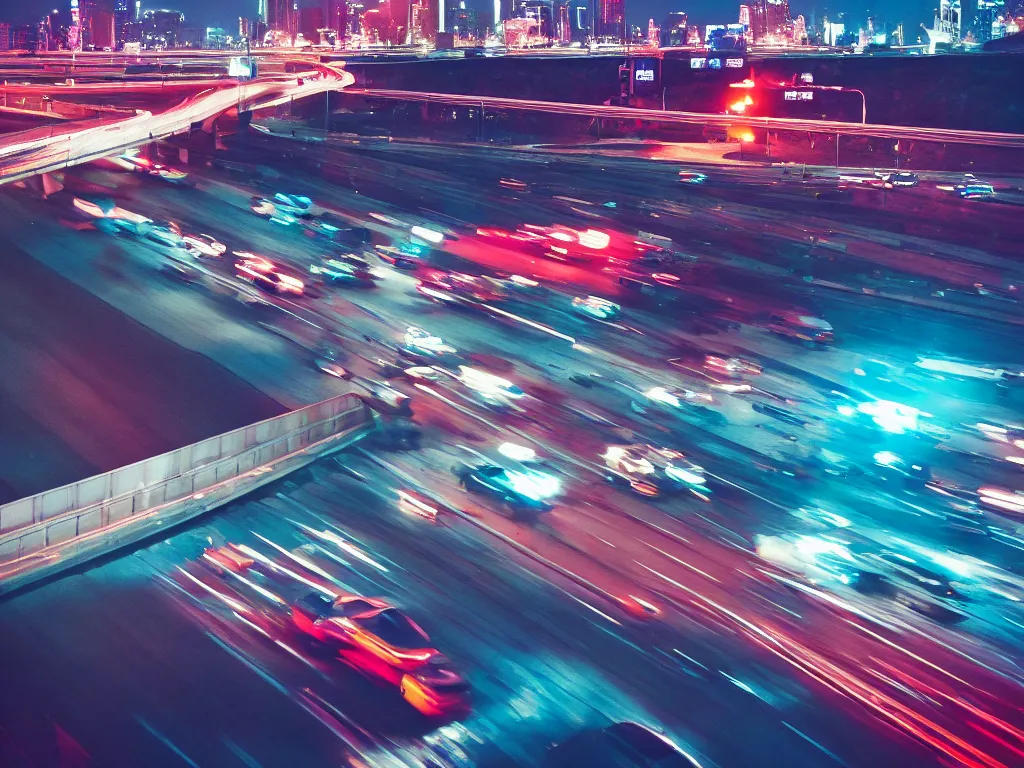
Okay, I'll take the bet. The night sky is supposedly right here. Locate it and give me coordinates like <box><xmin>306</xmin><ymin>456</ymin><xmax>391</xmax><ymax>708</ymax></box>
<box><xmin>1</xmin><ymin>0</ymin><xmax>945</xmax><ymax>37</ymax></box>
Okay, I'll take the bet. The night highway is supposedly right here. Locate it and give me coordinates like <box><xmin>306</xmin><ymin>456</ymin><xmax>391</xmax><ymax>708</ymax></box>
<box><xmin>1</xmin><ymin>133</ymin><xmax>1023</xmax><ymax>768</ymax></box>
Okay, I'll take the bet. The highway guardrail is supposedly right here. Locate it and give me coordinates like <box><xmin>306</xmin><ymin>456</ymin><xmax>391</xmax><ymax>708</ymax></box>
<box><xmin>0</xmin><ymin>392</ymin><xmax>374</xmax><ymax>594</ymax></box>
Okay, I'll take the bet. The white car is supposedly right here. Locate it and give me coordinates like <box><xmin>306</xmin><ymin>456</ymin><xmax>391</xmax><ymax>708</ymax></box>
<box><xmin>182</xmin><ymin>233</ymin><xmax>226</xmax><ymax>258</ymax></box>
<box><xmin>601</xmin><ymin>444</ymin><xmax>707</xmax><ymax>497</ymax></box>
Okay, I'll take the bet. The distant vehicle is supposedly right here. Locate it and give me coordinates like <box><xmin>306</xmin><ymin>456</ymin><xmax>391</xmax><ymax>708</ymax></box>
<box><xmin>310</xmin><ymin>253</ymin><xmax>377</xmax><ymax>286</ymax></box>
<box><xmin>375</xmin><ymin>243</ymin><xmax>426</xmax><ymax>270</ymax></box>
<box><xmin>144</xmin><ymin>225</ymin><xmax>188</xmax><ymax>250</ymax></box>
<box><xmin>399</xmin><ymin>327</ymin><xmax>457</xmax><ymax>362</ymax></box>
<box><xmin>546</xmin><ymin>722</ymin><xmax>701</xmax><ymax>768</ymax></box>
<box><xmin>269</xmin><ymin>192</ymin><xmax>313</xmax><ymax>216</ymax></box>
<box><xmin>452</xmin><ymin>462</ymin><xmax>558</xmax><ymax>514</ymax></box>
<box><xmin>572</xmin><ymin>295</ymin><xmax>621</xmax><ymax>320</ymax></box>
<box><xmin>250</xmin><ymin>197</ymin><xmax>298</xmax><ymax>225</ymax></box>
<box><xmin>678</xmin><ymin>170</ymin><xmax>708</xmax><ymax>184</ymax></box>
<box><xmin>766</xmin><ymin>313</ymin><xmax>834</xmax><ymax>345</ymax></box>
<box><xmin>752</xmin><ymin>401</ymin><xmax>807</xmax><ymax>427</ymax></box>
<box><xmin>955</xmin><ymin>183</ymin><xmax>995</xmax><ymax>199</ymax></box>
<box><xmin>234</xmin><ymin>252</ymin><xmax>305</xmax><ymax>295</ymax></box>
<box><xmin>182</xmin><ymin>233</ymin><xmax>226</xmax><ymax>258</ymax></box>
<box><xmin>875</xmin><ymin>171</ymin><xmax>919</xmax><ymax>188</ymax></box>
<box><xmin>601</xmin><ymin>444</ymin><xmax>707</xmax><ymax>498</ymax></box>
<box><xmin>291</xmin><ymin>593</ymin><xmax>470</xmax><ymax>716</ymax></box>
<box><xmin>416</xmin><ymin>270</ymin><xmax>506</xmax><ymax>305</ymax></box>
<box><xmin>703</xmin><ymin>355</ymin><xmax>762</xmax><ymax>379</ymax></box>
<box><xmin>872</xmin><ymin>552</ymin><xmax>962</xmax><ymax>600</ymax></box>
<box><xmin>499</xmin><ymin>178</ymin><xmax>528</xmax><ymax>191</ymax></box>
<box><xmin>118</xmin><ymin>154</ymin><xmax>191</xmax><ymax>184</ymax></box>
<box><xmin>457</xmin><ymin>366</ymin><xmax>525</xmax><ymax>406</ymax></box>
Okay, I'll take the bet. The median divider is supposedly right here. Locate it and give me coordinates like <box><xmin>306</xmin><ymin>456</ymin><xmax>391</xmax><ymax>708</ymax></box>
<box><xmin>0</xmin><ymin>393</ymin><xmax>375</xmax><ymax>595</ymax></box>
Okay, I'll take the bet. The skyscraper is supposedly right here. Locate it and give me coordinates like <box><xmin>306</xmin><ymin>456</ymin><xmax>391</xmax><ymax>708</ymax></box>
<box><xmin>594</xmin><ymin>0</ymin><xmax>624</xmax><ymax>40</ymax></box>
<box><xmin>748</xmin><ymin>0</ymin><xmax>791</xmax><ymax>43</ymax></box>
<box><xmin>660</xmin><ymin>11</ymin><xmax>686</xmax><ymax>45</ymax></box>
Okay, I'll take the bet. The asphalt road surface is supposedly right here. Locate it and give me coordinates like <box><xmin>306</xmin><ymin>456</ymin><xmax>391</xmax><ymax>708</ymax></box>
<box><xmin>1</xmin><ymin>136</ymin><xmax>1023</xmax><ymax>768</ymax></box>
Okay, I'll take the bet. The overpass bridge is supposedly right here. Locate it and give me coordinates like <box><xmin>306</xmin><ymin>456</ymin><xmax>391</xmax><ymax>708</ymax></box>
<box><xmin>0</xmin><ymin>62</ymin><xmax>353</xmax><ymax>186</ymax></box>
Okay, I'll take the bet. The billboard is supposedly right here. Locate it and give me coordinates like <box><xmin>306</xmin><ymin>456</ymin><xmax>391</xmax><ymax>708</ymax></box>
<box><xmin>228</xmin><ymin>57</ymin><xmax>256</xmax><ymax>79</ymax></box>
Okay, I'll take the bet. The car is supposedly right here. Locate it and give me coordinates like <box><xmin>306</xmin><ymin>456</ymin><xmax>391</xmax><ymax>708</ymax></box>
<box><xmin>875</xmin><ymin>171</ymin><xmax>919</xmax><ymax>188</ymax></box>
<box><xmin>751</xmin><ymin>401</ymin><xmax>807</xmax><ymax>427</ymax></box>
<box><xmin>182</xmin><ymin>233</ymin><xmax>226</xmax><ymax>258</ymax></box>
<box><xmin>873</xmin><ymin>552</ymin><xmax>963</xmax><ymax>599</ymax></box>
<box><xmin>249</xmin><ymin>197</ymin><xmax>299</xmax><ymax>225</ymax></box>
<box><xmin>144</xmin><ymin>225</ymin><xmax>188</xmax><ymax>250</ymax></box>
<box><xmin>399</xmin><ymin>327</ymin><xmax>457</xmax><ymax>361</ymax></box>
<box><xmin>375</xmin><ymin>243</ymin><xmax>427</xmax><ymax>270</ymax></box>
<box><xmin>453</xmin><ymin>462</ymin><xmax>558</xmax><ymax>513</ymax></box>
<box><xmin>678</xmin><ymin>170</ymin><xmax>708</xmax><ymax>184</ymax></box>
<box><xmin>571</xmin><ymin>295</ymin><xmax>621</xmax><ymax>320</ymax></box>
<box><xmin>703</xmin><ymin>355</ymin><xmax>762</xmax><ymax>378</ymax></box>
<box><xmin>291</xmin><ymin>593</ymin><xmax>470</xmax><ymax>716</ymax></box>
<box><xmin>234</xmin><ymin>252</ymin><xmax>305</xmax><ymax>295</ymax></box>
<box><xmin>766</xmin><ymin>312</ymin><xmax>834</xmax><ymax>345</ymax></box>
<box><xmin>954</xmin><ymin>183</ymin><xmax>995</xmax><ymax>199</ymax></box>
<box><xmin>457</xmin><ymin>366</ymin><xmax>525</xmax><ymax>406</ymax></box>
<box><xmin>546</xmin><ymin>722</ymin><xmax>701</xmax><ymax>768</ymax></box>
<box><xmin>269</xmin><ymin>192</ymin><xmax>313</xmax><ymax>216</ymax></box>
<box><xmin>601</xmin><ymin>444</ymin><xmax>707</xmax><ymax>497</ymax></box>
<box><xmin>416</xmin><ymin>270</ymin><xmax>506</xmax><ymax>305</ymax></box>
<box><xmin>310</xmin><ymin>253</ymin><xmax>377</xmax><ymax>286</ymax></box>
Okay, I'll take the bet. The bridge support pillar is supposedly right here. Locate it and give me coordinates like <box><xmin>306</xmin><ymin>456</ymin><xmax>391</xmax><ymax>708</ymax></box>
<box><xmin>178</xmin><ymin>148</ymin><xmax>189</xmax><ymax>165</ymax></box>
<box><xmin>25</xmin><ymin>172</ymin><xmax>64</xmax><ymax>198</ymax></box>
<box><xmin>238</xmin><ymin>110</ymin><xmax>253</xmax><ymax>130</ymax></box>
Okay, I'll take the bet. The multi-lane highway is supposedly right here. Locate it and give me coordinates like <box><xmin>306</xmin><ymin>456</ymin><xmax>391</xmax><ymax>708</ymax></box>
<box><xmin>0</xmin><ymin>133</ymin><xmax>1023</xmax><ymax>767</ymax></box>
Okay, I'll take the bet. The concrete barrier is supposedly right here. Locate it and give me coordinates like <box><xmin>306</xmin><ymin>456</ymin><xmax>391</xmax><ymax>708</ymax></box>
<box><xmin>0</xmin><ymin>393</ymin><xmax>374</xmax><ymax>595</ymax></box>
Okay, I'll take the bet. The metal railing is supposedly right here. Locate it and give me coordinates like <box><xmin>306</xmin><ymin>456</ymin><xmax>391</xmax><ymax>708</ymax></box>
<box><xmin>0</xmin><ymin>393</ymin><xmax>371</xmax><ymax>567</ymax></box>
<box><xmin>349</xmin><ymin>88</ymin><xmax>1024</xmax><ymax>150</ymax></box>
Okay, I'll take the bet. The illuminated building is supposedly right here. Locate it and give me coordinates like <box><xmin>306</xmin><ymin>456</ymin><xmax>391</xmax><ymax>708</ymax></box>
<box><xmin>660</xmin><ymin>11</ymin><xmax>686</xmax><ymax>46</ymax></box>
<box><xmin>647</xmin><ymin>18</ymin><xmax>658</xmax><ymax>45</ymax></box>
<box><xmin>749</xmin><ymin>0</ymin><xmax>793</xmax><ymax>44</ymax></box>
<box><xmin>975</xmin><ymin>0</ymin><xmax>1007</xmax><ymax>41</ymax></box>
<box><xmin>567</xmin><ymin>0</ymin><xmax>587</xmax><ymax>41</ymax></box>
<box><xmin>519</xmin><ymin>0</ymin><xmax>555</xmax><ymax>39</ymax></box>
<box><xmin>594</xmin><ymin>0</ymin><xmax>624</xmax><ymax>40</ymax></box>
<box><xmin>92</xmin><ymin>7</ymin><xmax>116</xmax><ymax>48</ymax></box>
<box><xmin>141</xmin><ymin>9</ymin><xmax>183</xmax><ymax>48</ymax></box>
<box><xmin>266</xmin><ymin>0</ymin><xmax>296</xmax><ymax>37</ymax></box>
<box><xmin>299</xmin><ymin>5</ymin><xmax>324</xmax><ymax>41</ymax></box>
<box><xmin>556</xmin><ymin>0</ymin><xmax>570</xmax><ymax>42</ymax></box>
<box><xmin>114</xmin><ymin>0</ymin><xmax>131</xmax><ymax>46</ymax></box>
<box><xmin>446</xmin><ymin>1</ymin><xmax>478</xmax><ymax>39</ymax></box>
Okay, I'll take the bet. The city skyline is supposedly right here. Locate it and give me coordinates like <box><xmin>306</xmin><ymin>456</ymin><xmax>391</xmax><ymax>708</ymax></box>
<box><xmin>0</xmin><ymin>0</ymin><xmax>962</xmax><ymax>35</ymax></box>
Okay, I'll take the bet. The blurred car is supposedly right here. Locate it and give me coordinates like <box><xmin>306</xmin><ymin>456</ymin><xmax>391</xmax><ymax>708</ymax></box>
<box><xmin>310</xmin><ymin>253</ymin><xmax>377</xmax><ymax>287</ymax></box>
<box><xmin>678</xmin><ymin>170</ymin><xmax>708</xmax><ymax>184</ymax></box>
<box><xmin>457</xmin><ymin>366</ymin><xmax>525</xmax><ymax>406</ymax></box>
<box><xmin>400</xmin><ymin>327</ymin><xmax>457</xmax><ymax>361</ymax></box>
<box><xmin>144</xmin><ymin>225</ymin><xmax>188</xmax><ymax>250</ymax></box>
<box><xmin>182</xmin><ymin>233</ymin><xmax>226</xmax><ymax>258</ymax></box>
<box><xmin>572</xmin><ymin>295</ymin><xmax>621</xmax><ymax>320</ymax></box>
<box><xmin>416</xmin><ymin>270</ymin><xmax>507</xmax><ymax>305</ymax></box>
<box><xmin>292</xmin><ymin>593</ymin><xmax>470</xmax><ymax>716</ymax></box>
<box><xmin>875</xmin><ymin>171</ymin><xmax>919</xmax><ymax>188</ymax></box>
<box><xmin>872</xmin><ymin>552</ymin><xmax>962</xmax><ymax>599</ymax></box>
<box><xmin>269</xmin><ymin>192</ymin><xmax>313</xmax><ymax>216</ymax></box>
<box><xmin>250</xmin><ymin>197</ymin><xmax>299</xmax><ymax>225</ymax></box>
<box><xmin>703</xmin><ymin>355</ymin><xmax>762</xmax><ymax>378</ymax></box>
<box><xmin>376</xmin><ymin>243</ymin><xmax>427</xmax><ymax>270</ymax></box>
<box><xmin>546</xmin><ymin>722</ymin><xmax>701</xmax><ymax>768</ymax></box>
<box><xmin>120</xmin><ymin>154</ymin><xmax>191</xmax><ymax>184</ymax></box>
<box><xmin>954</xmin><ymin>182</ymin><xmax>995</xmax><ymax>199</ymax></box>
<box><xmin>766</xmin><ymin>312</ymin><xmax>834</xmax><ymax>345</ymax></box>
<box><xmin>234</xmin><ymin>252</ymin><xmax>305</xmax><ymax>295</ymax></box>
<box><xmin>452</xmin><ymin>462</ymin><xmax>558</xmax><ymax>513</ymax></box>
<box><xmin>601</xmin><ymin>444</ymin><xmax>707</xmax><ymax>497</ymax></box>
<box><xmin>751</xmin><ymin>401</ymin><xmax>807</xmax><ymax>427</ymax></box>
